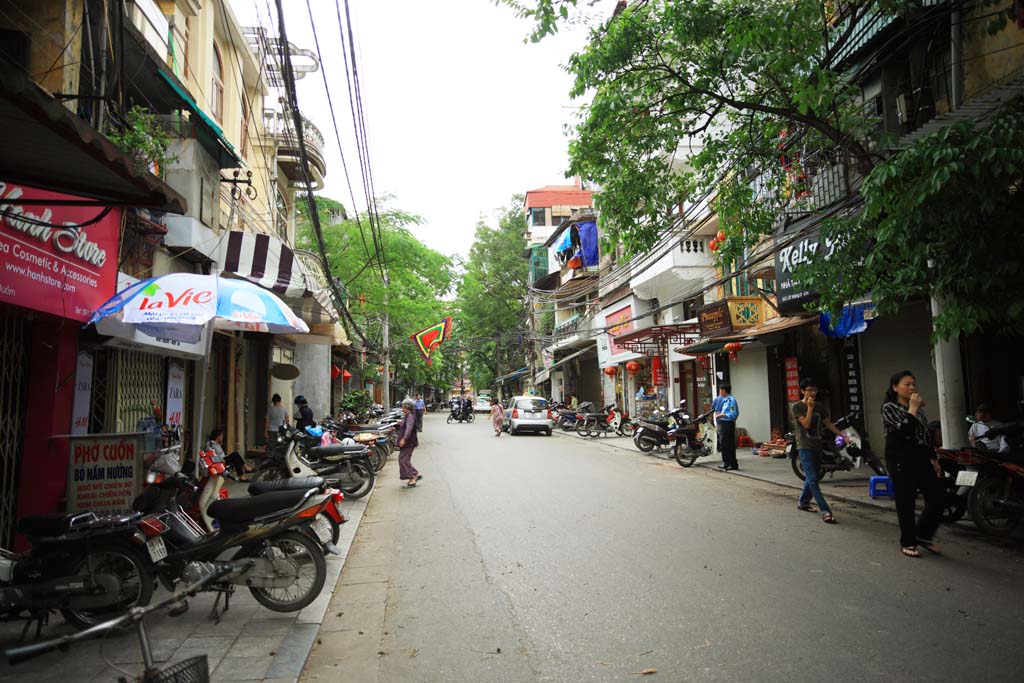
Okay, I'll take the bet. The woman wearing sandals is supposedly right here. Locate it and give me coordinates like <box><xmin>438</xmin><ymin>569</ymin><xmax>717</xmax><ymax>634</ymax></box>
<box><xmin>792</xmin><ymin>377</ymin><xmax>844</xmax><ymax>524</ymax></box>
<box><xmin>398</xmin><ymin>399</ymin><xmax>422</xmax><ymax>488</ymax></box>
<box><xmin>882</xmin><ymin>370</ymin><xmax>944</xmax><ymax>558</ymax></box>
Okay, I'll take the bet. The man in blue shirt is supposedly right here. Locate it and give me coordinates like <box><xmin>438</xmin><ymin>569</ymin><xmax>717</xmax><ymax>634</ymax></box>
<box><xmin>714</xmin><ymin>383</ymin><xmax>740</xmax><ymax>471</ymax></box>
<box><xmin>414</xmin><ymin>394</ymin><xmax>425</xmax><ymax>432</ymax></box>
<box><xmin>712</xmin><ymin>391</ymin><xmax>726</xmax><ymax>454</ymax></box>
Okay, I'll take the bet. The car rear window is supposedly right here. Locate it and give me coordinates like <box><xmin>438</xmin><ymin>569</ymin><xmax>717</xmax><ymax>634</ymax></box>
<box><xmin>516</xmin><ymin>399</ymin><xmax>547</xmax><ymax>411</ymax></box>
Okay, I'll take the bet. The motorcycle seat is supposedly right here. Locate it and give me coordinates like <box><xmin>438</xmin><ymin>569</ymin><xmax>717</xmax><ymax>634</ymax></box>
<box><xmin>248</xmin><ymin>476</ymin><xmax>326</xmax><ymax>496</ymax></box>
<box><xmin>17</xmin><ymin>511</ymin><xmax>140</xmax><ymax>537</ymax></box>
<box><xmin>207</xmin><ymin>490</ymin><xmax>311</xmax><ymax>523</ymax></box>
<box><xmin>307</xmin><ymin>444</ymin><xmax>368</xmax><ymax>459</ymax></box>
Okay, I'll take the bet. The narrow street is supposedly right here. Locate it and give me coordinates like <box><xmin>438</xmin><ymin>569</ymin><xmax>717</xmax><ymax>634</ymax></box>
<box><xmin>302</xmin><ymin>413</ymin><xmax>1024</xmax><ymax>682</ymax></box>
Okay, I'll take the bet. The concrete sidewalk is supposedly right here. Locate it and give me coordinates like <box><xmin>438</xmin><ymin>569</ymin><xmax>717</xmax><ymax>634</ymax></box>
<box><xmin>0</xmin><ymin>493</ymin><xmax>372</xmax><ymax>683</ymax></box>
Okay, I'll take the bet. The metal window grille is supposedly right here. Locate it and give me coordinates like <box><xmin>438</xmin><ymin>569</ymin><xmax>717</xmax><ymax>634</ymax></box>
<box><xmin>0</xmin><ymin>307</ymin><xmax>26</xmax><ymax>548</ymax></box>
<box><xmin>112</xmin><ymin>350</ymin><xmax>165</xmax><ymax>433</ymax></box>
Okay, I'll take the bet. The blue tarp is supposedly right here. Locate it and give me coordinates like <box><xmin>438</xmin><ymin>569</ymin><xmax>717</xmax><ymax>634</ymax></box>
<box><xmin>577</xmin><ymin>221</ymin><xmax>599</xmax><ymax>267</ymax></box>
<box><xmin>819</xmin><ymin>303</ymin><xmax>874</xmax><ymax>338</ymax></box>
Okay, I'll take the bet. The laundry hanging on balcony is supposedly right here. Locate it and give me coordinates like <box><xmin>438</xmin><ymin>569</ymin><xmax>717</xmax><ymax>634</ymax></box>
<box><xmin>410</xmin><ymin>316</ymin><xmax>453</xmax><ymax>365</ymax></box>
<box><xmin>554</xmin><ymin>221</ymin><xmax>599</xmax><ymax>268</ymax></box>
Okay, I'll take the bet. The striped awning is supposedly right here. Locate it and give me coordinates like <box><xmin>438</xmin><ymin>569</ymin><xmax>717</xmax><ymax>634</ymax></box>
<box><xmin>221</xmin><ymin>230</ymin><xmax>338</xmax><ymax>324</ymax></box>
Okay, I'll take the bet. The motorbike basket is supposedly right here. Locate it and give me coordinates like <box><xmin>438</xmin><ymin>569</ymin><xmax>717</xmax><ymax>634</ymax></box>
<box><xmin>154</xmin><ymin>655</ymin><xmax>208</xmax><ymax>683</ymax></box>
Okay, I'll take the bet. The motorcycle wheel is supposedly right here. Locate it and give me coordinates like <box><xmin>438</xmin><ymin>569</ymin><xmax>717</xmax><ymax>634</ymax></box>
<box><xmin>467</xmin><ymin>412</ymin><xmax>476</xmax><ymax>423</ymax></box>
<box><xmin>251</xmin><ymin>464</ymin><xmax>283</xmax><ymax>483</ymax></box>
<box><xmin>617</xmin><ymin>422</ymin><xmax>635</xmax><ymax>437</ymax></box>
<box><xmin>336</xmin><ymin>461</ymin><xmax>375</xmax><ymax>500</ymax></box>
<box><xmin>674</xmin><ymin>443</ymin><xmax>699</xmax><ymax>468</ymax></box>
<box><xmin>559</xmin><ymin>419</ymin><xmax>574</xmax><ymax>432</ymax></box>
<box><xmin>634</xmin><ymin>434</ymin><xmax>656</xmax><ymax>453</ymax></box>
<box><xmin>376</xmin><ymin>443</ymin><xmax>390</xmax><ymax>470</ymax></box>
<box><xmin>967</xmin><ymin>475</ymin><xmax>1022</xmax><ymax>537</ymax></box>
<box><xmin>446</xmin><ymin>415</ymin><xmax>454</xmax><ymax>424</ymax></box>
<box><xmin>368</xmin><ymin>443</ymin><xmax>387</xmax><ymax>472</ymax></box>
<box><xmin>577</xmin><ymin>419</ymin><xmax>592</xmax><ymax>438</ymax></box>
<box><xmin>61</xmin><ymin>545</ymin><xmax>155</xmax><ymax>630</ymax></box>
<box><xmin>247</xmin><ymin>531</ymin><xmax>327</xmax><ymax>612</ymax></box>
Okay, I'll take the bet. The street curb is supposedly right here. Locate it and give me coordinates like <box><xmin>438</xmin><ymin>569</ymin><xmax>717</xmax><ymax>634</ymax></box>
<box><xmin>263</xmin><ymin>486</ymin><xmax>373</xmax><ymax>682</ymax></box>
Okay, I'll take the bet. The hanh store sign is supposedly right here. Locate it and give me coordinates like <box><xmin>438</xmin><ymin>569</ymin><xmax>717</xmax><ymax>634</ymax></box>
<box><xmin>0</xmin><ymin>183</ymin><xmax>120</xmax><ymax>322</ymax></box>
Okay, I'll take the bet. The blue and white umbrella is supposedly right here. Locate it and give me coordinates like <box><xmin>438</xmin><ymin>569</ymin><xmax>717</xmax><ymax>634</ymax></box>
<box><xmin>88</xmin><ymin>273</ymin><xmax>310</xmax><ymax>471</ymax></box>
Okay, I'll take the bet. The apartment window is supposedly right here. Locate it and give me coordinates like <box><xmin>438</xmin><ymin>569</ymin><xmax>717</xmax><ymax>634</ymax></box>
<box><xmin>551</xmin><ymin>213</ymin><xmax>569</xmax><ymax>226</ymax></box>
<box><xmin>240</xmin><ymin>97</ymin><xmax>250</xmax><ymax>159</ymax></box>
<box><xmin>212</xmin><ymin>43</ymin><xmax>225</xmax><ymax>121</ymax></box>
<box><xmin>530</xmin><ymin>208</ymin><xmax>545</xmax><ymax>227</ymax></box>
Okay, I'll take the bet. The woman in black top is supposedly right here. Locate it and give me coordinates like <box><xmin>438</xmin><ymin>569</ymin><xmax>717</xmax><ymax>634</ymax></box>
<box><xmin>881</xmin><ymin>370</ymin><xmax>944</xmax><ymax>558</ymax></box>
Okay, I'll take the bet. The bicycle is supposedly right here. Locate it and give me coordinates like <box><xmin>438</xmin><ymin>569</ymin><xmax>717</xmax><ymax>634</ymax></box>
<box><xmin>5</xmin><ymin>563</ymin><xmax>236</xmax><ymax>682</ymax></box>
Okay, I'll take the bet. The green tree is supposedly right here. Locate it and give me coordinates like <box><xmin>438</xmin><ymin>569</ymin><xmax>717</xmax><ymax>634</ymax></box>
<box><xmin>296</xmin><ymin>196</ymin><xmax>460</xmax><ymax>392</ymax></box>
<box><xmin>502</xmin><ymin>0</ymin><xmax>1024</xmax><ymax>338</ymax></box>
<box><xmin>457</xmin><ymin>197</ymin><xmax>530</xmax><ymax>388</ymax></box>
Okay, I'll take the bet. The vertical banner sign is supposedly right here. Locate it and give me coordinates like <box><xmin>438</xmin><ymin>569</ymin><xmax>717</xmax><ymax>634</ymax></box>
<box><xmin>784</xmin><ymin>356</ymin><xmax>801</xmax><ymax>402</ymax></box>
<box><xmin>652</xmin><ymin>356</ymin><xmax>667</xmax><ymax>387</ymax></box>
<box><xmin>70</xmin><ymin>351</ymin><xmax>94</xmax><ymax>435</ymax></box>
<box><xmin>166</xmin><ymin>361</ymin><xmax>185</xmax><ymax>427</ymax></box>
<box><xmin>843</xmin><ymin>337</ymin><xmax>865</xmax><ymax>426</ymax></box>
<box><xmin>67</xmin><ymin>433</ymin><xmax>145</xmax><ymax>513</ymax></box>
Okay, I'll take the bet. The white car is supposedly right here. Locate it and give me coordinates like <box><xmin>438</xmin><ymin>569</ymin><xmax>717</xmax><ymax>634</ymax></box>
<box><xmin>475</xmin><ymin>395</ymin><xmax>492</xmax><ymax>413</ymax></box>
<box><xmin>502</xmin><ymin>396</ymin><xmax>554</xmax><ymax>436</ymax></box>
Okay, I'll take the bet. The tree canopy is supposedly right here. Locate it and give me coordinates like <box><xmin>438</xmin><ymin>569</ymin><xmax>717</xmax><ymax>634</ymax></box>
<box><xmin>456</xmin><ymin>197</ymin><xmax>530</xmax><ymax>389</ymax></box>
<box><xmin>502</xmin><ymin>0</ymin><xmax>1024</xmax><ymax>338</ymax></box>
<box><xmin>296</xmin><ymin>196</ymin><xmax>460</xmax><ymax>393</ymax></box>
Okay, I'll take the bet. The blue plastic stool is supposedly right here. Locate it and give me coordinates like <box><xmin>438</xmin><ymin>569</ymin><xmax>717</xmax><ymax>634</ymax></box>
<box><xmin>869</xmin><ymin>475</ymin><xmax>895</xmax><ymax>499</ymax></box>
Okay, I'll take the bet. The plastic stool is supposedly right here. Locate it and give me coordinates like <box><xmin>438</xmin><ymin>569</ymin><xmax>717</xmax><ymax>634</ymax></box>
<box><xmin>869</xmin><ymin>475</ymin><xmax>894</xmax><ymax>499</ymax></box>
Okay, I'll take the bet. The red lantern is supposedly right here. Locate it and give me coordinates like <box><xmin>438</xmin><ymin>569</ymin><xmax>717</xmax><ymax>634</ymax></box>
<box><xmin>604</xmin><ymin>366</ymin><xmax>617</xmax><ymax>377</ymax></box>
<box><xmin>625</xmin><ymin>360</ymin><xmax>641</xmax><ymax>374</ymax></box>
<box><xmin>709</xmin><ymin>239</ymin><xmax>718</xmax><ymax>251</ymax></box>
<box><xmin>716</xmin><ymin>230</ymin><xmax>726</xmax><ymax>243</ymax></box>
<box><xmin>331</xmin><ymin>365</ymin><xmax>342</xmax><ymax>380</ymax></box>
<box><xmin>724</xmin><ymin>342</ymin><xmax>743</xmax><ymax>353</ymax></box>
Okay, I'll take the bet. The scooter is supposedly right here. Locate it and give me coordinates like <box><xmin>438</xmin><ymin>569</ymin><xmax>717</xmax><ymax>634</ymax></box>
<box><xmin>955</xmin><ymin>416</ymin><xmax>1024</xmax><ymax>537</ymax></box>
<box><xmin>673</xmin><ymin>409</ymin><xmax>716</xmax><ymax>467</ymax></box>
<box><xmin>1</xmin><ymin>511</ymin><xmax>170</xmax><ymax>634</ymax></box>
<box><xmin>446</xmin><ymin>402</ymin><xmax>475</xmax><ymax>423</ymax></box>
<box><xmin>580</xmin><ymin>403</ymin><xmax>633</xmax><ymax>437</ymax></box>
<box><xmin>285</xmin><ymin>426</ymin><xmax>376</xmax><ymax>500</ymax></box>
<box><xmin>633</xmin><ymin>402</ymin><xmax>687</xmax><ymax>452</ymax></box>
<box><xmin>788</xmin><ymin>411</ymin><xmax>887</xmax><ymax>480</ymax></box>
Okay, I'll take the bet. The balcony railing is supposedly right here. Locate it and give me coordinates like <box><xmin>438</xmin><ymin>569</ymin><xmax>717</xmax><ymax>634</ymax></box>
<box><xmin>265</xmin><ymin>110</ymin><xmax>327</xmax><ymax>189</ymax></box>
<box><xmin>782</xmin><ymin>149</ymin><xmax>850</xmax><ymax>216</ymax></box>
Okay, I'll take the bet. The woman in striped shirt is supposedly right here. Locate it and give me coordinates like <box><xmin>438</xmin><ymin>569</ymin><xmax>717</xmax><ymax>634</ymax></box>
<box><xmin>882</xmin><ymin>370</ymin><xmax>944</xmax><ymax>558</ymax></box>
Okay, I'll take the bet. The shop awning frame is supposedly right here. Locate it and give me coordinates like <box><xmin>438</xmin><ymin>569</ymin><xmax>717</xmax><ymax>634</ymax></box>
<box><xmin>0</xmin><ymin>60</ymin><xmax>187</xmax><ymax>212</ymax></box>
<box><xmin>674</xmin><ymin>340</ymin><xmax>725</xmax><ymax>355</ymax></box>
<box><xmin>614</xmin><ymin>323</ymin><xmax>700</xmax><ymax>355</ymax></box>
<box><xmin>495</xmin><ymin>367</ymin><xmax>529</xmax><ymax>384</ymax></box>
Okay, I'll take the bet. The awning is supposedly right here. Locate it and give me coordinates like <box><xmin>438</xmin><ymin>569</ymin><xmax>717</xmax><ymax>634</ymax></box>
<box><xmin>674</xmin><ymin>340</ymin><xmax>725</xmax><ymax>355</ymax></box>
<box><xmin>221</xmin><ymin>230</ymin><xmax>337</xmax><ymax>324</ymax></box>
<box><xmin>495</xmin><ymin>367</ymin><xmax>529</xmax><ymax>384</ymax></box>
<box><xmin>719</xmin><ymin>314</ymin><xmax>817</xmax><ymax>340</ymax></box>
<box><xmin>533</xmin><ymin>345</ymin><xmax>594</xmax><ymax>385</ymax></box>
<box><xmin>0</xmin><ymin>60</ymin><xmax>187</xmax><ymax>212</ymax></box>
<box><xmin>156</xmin><ymin>69</ymin><xmax>240</xmax><ymax>169</ymax></box>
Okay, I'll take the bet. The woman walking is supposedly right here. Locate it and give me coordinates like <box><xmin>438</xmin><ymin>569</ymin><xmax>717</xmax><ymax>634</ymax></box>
<box><xmin>490</xmin><ymin>397</ymin><xmax>504</xmax><ymax>437</ymax></box>
<box><xmin>398</xmin><ymin>399</ymin><xmax>422</xmax><ymax>488</ymax></box>
<box><xmin>882</xmin><ymin>370</ymin><xmax>944</xmax><ymax>558</ymax></box>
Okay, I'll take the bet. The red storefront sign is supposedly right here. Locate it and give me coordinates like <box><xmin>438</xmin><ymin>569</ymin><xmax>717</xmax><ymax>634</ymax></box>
<box><xmin>605</xmin><ymin>305</ymin><xmax>634</xmax><ymax>355</ymax></box>
<box><xmin>652</xmin><ymin>356</ymin><xmax>667</xmax><ymax>387</ymax></box>
<box><xmin>784</xmin><ymin>356</ymin><xmax>801</xmax><ymax>402</ymax></box>
<box><xmin>0</xmin><ymin>183</ymin><xmax>120</xmax><ymax>322</ymax></box>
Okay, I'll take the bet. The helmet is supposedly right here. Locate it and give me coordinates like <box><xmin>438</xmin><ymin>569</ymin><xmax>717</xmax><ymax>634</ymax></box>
<box><xmin>294</xmin><ymin>395</ymin><xmax>307</xmax><ymax>405</ymax></box>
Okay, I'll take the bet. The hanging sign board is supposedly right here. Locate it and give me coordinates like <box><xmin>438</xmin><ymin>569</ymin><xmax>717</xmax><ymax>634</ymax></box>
<box><xmin>774</xmin><ymin>228</ymin><xmax>840</xmax><ymax>315</ymax></box>
<box><xmin>784</xmin><ymin>356</ymin><xmax>801</xmax><ymax>402</ymax></box>
<box><xmin>166</xmin><ymin>361</ymin><xmax>185</xmax><ymax>427</ymax></box>
<box><xmin>698</xmin><ymin>300</ymin><xmax>733</xmax><ymax>338</ymax></box>
<box><xmin>66</xmin><ymin>433</ymin><xmax>146</xmax><ymax>514</ymax></box>
<box><xmin>70</xmin><ymin>351</ymin><xmax>94</xmax><ymax>435</ymax></box>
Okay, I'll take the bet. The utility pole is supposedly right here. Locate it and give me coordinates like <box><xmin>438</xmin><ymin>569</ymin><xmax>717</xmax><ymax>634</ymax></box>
<box><xmin>382</xmin><ymin>312</ymin><xmax>390</xmax><ymax>408</ymax></box>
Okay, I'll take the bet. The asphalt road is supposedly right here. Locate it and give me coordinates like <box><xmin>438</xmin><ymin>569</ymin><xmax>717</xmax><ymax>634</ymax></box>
<box><xmin>302</xmin><ymin>413</ymin><xmax>1024</xmax><ymax>683</ymax></box>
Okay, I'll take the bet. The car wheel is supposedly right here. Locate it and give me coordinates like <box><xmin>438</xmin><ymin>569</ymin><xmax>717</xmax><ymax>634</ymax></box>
<box><xmin>546</xmin><ymin>430</ymin><xmax>553</xmax><ymax>436</ymax></box>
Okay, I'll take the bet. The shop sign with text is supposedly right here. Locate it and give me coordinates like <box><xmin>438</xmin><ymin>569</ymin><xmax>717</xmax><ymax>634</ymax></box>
<box><xmin>0</xmin><ymin>183</ymin><xmax>120</xmax><ymax>321</ymax></box>
<box><xmin>698</xmin><ymin>300</ymin><xmax>733</xmax><ymax>338</ymax></box>
<box><xmin>774</xmin><ymin>228</ymin><xmax>839</xmax><ymax>315</ymax></box>
<box><xmin>67</xmin><ymin>433</ymin><xmax>145</xmax><ymax>514</ymax></box>
<box><xmin>605</xmin><ymin>305</ymin><xmax>634</xmax><ymax>355</ymax></box>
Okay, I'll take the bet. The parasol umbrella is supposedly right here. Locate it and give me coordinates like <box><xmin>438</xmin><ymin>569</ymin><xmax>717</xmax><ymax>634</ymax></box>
<box><xmin>88</xmin><ymin>273</ymin><xmax>309</xmax><ymax>472</ymax></box>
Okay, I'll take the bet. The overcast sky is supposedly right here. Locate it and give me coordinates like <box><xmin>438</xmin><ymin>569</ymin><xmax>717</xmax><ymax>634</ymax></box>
<box><xmin>231</xmin><ymin>0</ymin><xmax>615</xmax><ymax>259</ymax></box>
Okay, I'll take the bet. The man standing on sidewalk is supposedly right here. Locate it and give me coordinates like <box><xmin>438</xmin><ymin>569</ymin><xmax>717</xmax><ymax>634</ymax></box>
<box><xmin>414</xmin><ymin>394</ymin><xmax>425</xmax><ymax>432</ymax></box>
<box><xmin>715</xmin><ymin>384</ymin><xmax>739</xmax><ymax>471</ymax></box>
<box><xmin>792</xmin><ymin>377</ymin><xmax>844</xmax><ymax>524</ymax></box>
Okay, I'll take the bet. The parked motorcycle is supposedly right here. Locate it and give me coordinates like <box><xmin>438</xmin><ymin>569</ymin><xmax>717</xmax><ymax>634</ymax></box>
<box><xmin>578</xmin><ymin>403</ymin><xmax>633</xmax><ymax>438</ymax></box>
<box><xmin>788</xmin><ymin>411</ymin><xmax>887</xmax><ymax>480</ymax></box>
<box><xmin>633</xmin><ymin>403</ymin><xmax>687</xmax><ymax>452</ymax></box>
<box><xmin>955</xmin><ymin>416</ymin><xmax>1024</xmax><ymax>537</ymax></box>
<box><xmin>673</xmin><ymin>409</ymin><xmax>716</xmax><ymax>467</ymax></box>
<box><xmin>1</xmin><ymin>511</ymin><xmax>169</xmax><ymax>633</ymax></box>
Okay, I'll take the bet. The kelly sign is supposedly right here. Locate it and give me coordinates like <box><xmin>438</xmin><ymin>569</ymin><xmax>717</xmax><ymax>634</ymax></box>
<box><xmin>0</xmin><ymin>183</ymin><xmax>120</xmax><ymax>322</ymax></box>
<box><xmin>774</xmin><ymin>228</ymin><xmax>839</xmax><ymax>315</ymax></box>
<box><xmin>67</xmin><ymin>433</ymin><xmax>145</xmax><ymax>514</ymax></box>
